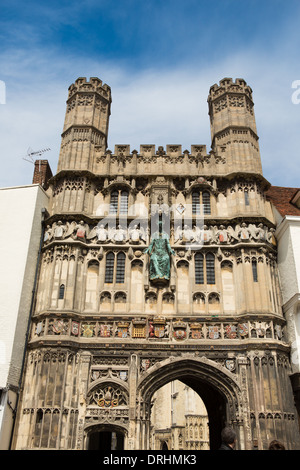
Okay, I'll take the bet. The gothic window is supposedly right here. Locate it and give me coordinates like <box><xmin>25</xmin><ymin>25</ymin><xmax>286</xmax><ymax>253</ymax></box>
<box><xmin>116</xmin><ymin>252</ymin><xmax>126</xmax><ymax>283</ymax></box>
<box><xmin>252</xmin><ymin>259</ymin><xmax>258</xmax><ymax>282</ymax></box>
<box><xmin>120</xmin><ymin>191</ymin><xmax>128</xmax><ymax>214</ymax></box>
<box><xmin>206</xmin><ymin>253</ymin><xmax>215</xmax><ymax>284</ymax></box>
<box><xmin>195</xmin><ymin>253</ymin><xmax>215</xmax><ymax>284</ymax></box>
<box><xmin>105</xmin><ymin>252</ymin><xmax>126</xmax><ymax>284</ymax></box>
<box><xmin>109</xmin><ymin>189</ymin><xmax>129</xmax><ymax>215</ymax></box>
<box><xmin>202</xmin><ymin>191</ymin><xmax>211</xmax><ymax>214</ymax></box>
<box><xmin>105</xmin><ymin>252</ymin><xmax>115</xmax><ymax>283</ymax></box>
<box><xmin>110</xmin><ymin>191</ymin><xmax>118</xmax><ymax>214</ymax></box>
<box><xmin>245</xmin><ymin>191</ymin><xmax>250</xmax><ymax>206</ymax></box>
<box><xmin>192</xmin><ymin>191</ymin><xmax>211</xmax><ymax>215</ymax></box>
<box><xmin>59</xmin><ymin>284</ymin><xmax>65</xmax><ymax>299</ymax></box>
<box><xmin>195</xmin><ymin>253</ymin><xmax>204</xmax><ymax>284</ymax></box>
<box><xmin>192</xmin><ymin>192</ymin><xmax>201</xmax><ymax>215</ymax></box>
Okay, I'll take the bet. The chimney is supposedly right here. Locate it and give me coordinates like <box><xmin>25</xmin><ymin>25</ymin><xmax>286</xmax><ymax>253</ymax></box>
<box><xmin>32</xmin><ymin>160</ymin><xmax>53</xmax><ymax>190</ymax></box>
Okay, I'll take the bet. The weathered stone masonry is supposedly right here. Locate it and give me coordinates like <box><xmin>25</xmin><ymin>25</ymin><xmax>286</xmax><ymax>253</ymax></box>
<box><xmin>12</xmin><ymin>77</ymin><xmax>300</xmax><ymax>450</ymax></box>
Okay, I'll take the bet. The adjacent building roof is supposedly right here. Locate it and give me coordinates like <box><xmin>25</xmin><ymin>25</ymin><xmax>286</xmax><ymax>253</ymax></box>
<box><xmin>266</xmin><ymin>186</ymin><xmax>300</xmax><ymax>217</ymax></box>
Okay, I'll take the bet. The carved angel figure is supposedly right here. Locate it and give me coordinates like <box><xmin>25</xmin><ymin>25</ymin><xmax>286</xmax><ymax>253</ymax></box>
<box><xmin>84</xmin><ymin>223</ymin><xmax>105</xmax><ymax>242</ymax></box>
<box><xmin>74</xmin><ymin>220</ymin><xmax>90</xmax><ymax>240</ymax></box>
<box><xmin>44</xmin><ymin>225</ymin><xmax>54</xmax><ymax>243</ymax></box>
<box><xmin>267</xmin><ymin>228</ymin><xmax>277</xmax><ymax>246</ymax></box>
<box><xmin>174</xmin><ymin>225</ymin><xmax>183</xmax><ymax>243</ymax></box>
<box><xmin>216</xmin><ymin>225</ymin><xmax>230</xmax><ymax>243</ymax></box>
<box><xmin>96</xmin><ymin>224</ymin><xmax>108</xmax><ymax>242</ymax></box>
<box><xmin>227</xmin><ymin>225</ymin><xmax>240</xmax><ymax>243</ymax></box>
<box><xmin>53</xmin><ymin>221</ymin><xmax>66</xmax><ymax>239</ymax></box>
<box><xmin>182</xmin><ymin>225</ymin><xmax>194</xmax><ymax>242</ymax></box>
<box><xmin>255</xmin><ymin>223</ymin><xmax>267</xmax><ymax>241</ymax></box>
<box><xmin>128</xmin><ymin>224</ymin><xmax>146</xmax><ymax>244</ymax></box>
<box><xmin>192</xmin><ymin>225</ymin><xmax>202</xmax><ymax>244</ymax></box>
<box><xmin>200</xmin><ymin>225</ymin><xmax>214</xmax><ymax>244</ymax></box>
<box><xmin>112</xmin><ymin>225</ymin><xmax>128</xmax><ymax>243</ymax></box>
<box><xmin>237</xmin><ymin>223</ymin><xmax>251</xmax><ymax>241</ymax></box>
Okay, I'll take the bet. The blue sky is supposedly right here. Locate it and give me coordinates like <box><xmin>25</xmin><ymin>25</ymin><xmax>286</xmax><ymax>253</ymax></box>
<box><xmin>1</xmin><ymin>0</ymin><xmax>300</xmax><ymax>187</ymax></box>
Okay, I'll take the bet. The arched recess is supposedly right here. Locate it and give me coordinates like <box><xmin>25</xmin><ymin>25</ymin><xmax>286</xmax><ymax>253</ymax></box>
<box><xmin>130</xmin><ymin>259</ymin><xmax>143</xmax><ymax>311</ymax></box>
<box><xmin>176</xmin><ymin>260</ymin><xmax>190</xmax><ymax>313</ymax></box>
<box><xmin>85</xmin><ymin>260</ymin><xmax>99</xmax><ymax>310</ymax></box>
<box><xmin>85</xmin><ymin>423</ymin><xmax>128</xmax><ymax>450</ymax></box>
<box><xmin>221</xmin><ymin>260</ymin><xmax>236</xmax><ymax>314</ymax></box>
<box><xmin>84</xmin><ymin>379</ymin><xmax>130</xmax><ymax>450</ymax></box>
<box><xmin>137</xmin><ymin>357</ymin><xmax>244</xmax><ymax>450</ymax></box>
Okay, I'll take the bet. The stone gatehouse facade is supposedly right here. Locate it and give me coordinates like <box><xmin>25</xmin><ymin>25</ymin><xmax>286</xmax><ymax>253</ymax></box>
<box><xmin>12</xmin><ymin>77</ymin><xmax>300</xmax><ymax>450</ymax></box>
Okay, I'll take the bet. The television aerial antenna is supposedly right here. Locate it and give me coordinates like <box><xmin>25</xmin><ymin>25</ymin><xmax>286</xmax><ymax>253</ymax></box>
<box><xmin>22</xmin><ymin>147</ymin><xmax>51</xmax><ymax>164</ymax></box>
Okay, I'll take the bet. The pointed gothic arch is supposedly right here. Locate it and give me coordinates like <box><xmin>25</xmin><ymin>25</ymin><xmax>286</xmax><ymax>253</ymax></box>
<box><xmin>137</xmin><ymin>356</ymin><xmax>245</xmax><ymax>450</ymax></box>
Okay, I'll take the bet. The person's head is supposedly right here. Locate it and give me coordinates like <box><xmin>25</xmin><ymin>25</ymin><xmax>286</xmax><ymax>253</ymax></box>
<box><xmin>268</xmin><ymin>440</ymin><xmax>285</xmax><ymax>450</ymax></box>
<box><xmin>221</xmin><ymin>427</ymin><xmax>237</xmax><ymax>448</ymax></box>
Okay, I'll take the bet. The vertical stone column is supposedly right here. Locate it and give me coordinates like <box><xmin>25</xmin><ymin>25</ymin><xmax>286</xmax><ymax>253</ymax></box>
<box><xmin>75</xmin><ymin>351</ymin><xmax>91</xmax><ymax>450</ymax></box>
<box><xmin>237</xmin><ymin>355</ymin><xmax>252</xmax><ymax>450</ymax></box>
<box><xmin>128</xmin><ymin>354</ymin><xmax>138</xmax><ymax>450</ymax></box>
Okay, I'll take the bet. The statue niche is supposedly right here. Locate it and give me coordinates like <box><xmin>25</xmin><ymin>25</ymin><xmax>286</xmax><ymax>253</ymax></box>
<box><xmin>144</xmin><ymin>214</ymin><xmax>175</xmax><ymax>287</ymax></box>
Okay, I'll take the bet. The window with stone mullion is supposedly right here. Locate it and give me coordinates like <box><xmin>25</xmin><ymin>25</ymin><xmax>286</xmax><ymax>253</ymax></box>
<box><xmin>110</xmin><ymin>191</ymin><xmax>119</xmax><ymax>214</ymax></box>
<box><xmin>195</xmin><ymin>253</ymin><xmax>204</xmax><ymax>284</ymax></box>
<box><xmin>105</xmin><ymin>252</ymin><xmax>115</xmax><ymax>283</ymax></box>
<box><xmin>116</xmin><ymin>252</ymin><xmax>126</xmax><ymax>283</ymax></box>
<box><xmin>120</xmin><ymin>191</ymin><xmax>128</xmax><ymax>214</ymax></box>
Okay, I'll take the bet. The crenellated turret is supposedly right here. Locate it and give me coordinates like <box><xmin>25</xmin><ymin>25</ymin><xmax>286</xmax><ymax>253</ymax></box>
<box><xmin>57</xmin><ymin>77</ymin><xmax>112</xmax><ymax>172</ymax></box>
<box><xmin>208</xmin><ymin>78</ymin><xmax>262</xmax><ymax>175</ymax></box>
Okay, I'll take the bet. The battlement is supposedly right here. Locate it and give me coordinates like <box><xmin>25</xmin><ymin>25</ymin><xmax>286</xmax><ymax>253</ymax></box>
<box><xmin>105</xmin><ymin>144</ymin><xmax>209</xmax><ymax>158</ymax></box>
<box><xmin>208</xmin><ymin>77</ymin><xmax>253</xmax><ymax>101</ymax></box>
<box><xmin>68</xmin><ymin>77</ymin><xmax>111</xmax><ymax>100</ymax></box>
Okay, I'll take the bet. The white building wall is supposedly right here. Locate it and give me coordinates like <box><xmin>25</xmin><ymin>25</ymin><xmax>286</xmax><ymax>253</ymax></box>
<box><xmin>0</xmin><ymin>184</ymin><xmax>49</xmax><ymax>449</ymax></box>
<box><xmin>276</xmin><ymin>216</ymin><xmax>300</xmax><ymax>374</ymax></box>
<box><xmin>290</xmin><ymin>223</ymin><xmax>300</xmax><ymax>291</ymax></box>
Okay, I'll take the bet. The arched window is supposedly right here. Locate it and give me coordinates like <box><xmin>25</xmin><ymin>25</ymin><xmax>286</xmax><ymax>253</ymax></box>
<box><xmin>59</xmin><ymin>284</ymin><xmax>65</xmax><ymax>299</ymax></box>
<box><xmin>105</xmin><ymin>252</ymin><xmax>126</xmax><ymax>284</ymax></box>
<box><xmin>195</xmin><ymin>253</ymin><xmax>204</xmax><ymax>284</ymax></box>
<box><xmin>206</xmin><ymin>253</ymin><xmax>215</xmax><ymax>284</ymax></box>
<box><xmin>252</xmin><ymin>259</ymin><xmax>258</xmax><ymax>282</ymax></box>
<box><xmin>245</xmin><ymin>191</ymin><xmax>250</xmax><ymax>206</ymax></box>
<box><xmin>192</xmin><ymin>192</ymin><xmax>200</xmax><ymax>215</ymax></box>
<box><xmin>120</xmin><ymin>191</ymin><xmax>128</xmax><ymax>214</ymax></box>
<box><xmin>202</xmin><ymin>191</ymin><xmax>211</xmax><ymax>215</ymax></box>
<box><xmin>109</xmin><ymin>189</ymin><xmax>129</xmax><ymax>215</ymax></box>
<box><xmin>105</xmin><ymin>252</ymin><xmax>115</xmax><ymax>283</ymax></box>
<box><xmin>192</xmin><ymin>191</ymin><xmax>211</xmax><ymax>215</ymax></box>
<box><xmin>110</xmin><ymin>191</ymin><xmax>119</xmax><ymax>214</ymax></box>
<box><xmin>116</xmin><ymin>252</ymin><xmax>126</xmax><ymax>283</ymax></box>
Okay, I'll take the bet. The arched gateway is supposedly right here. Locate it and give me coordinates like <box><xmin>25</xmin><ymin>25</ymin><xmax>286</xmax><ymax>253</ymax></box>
<box><xmin>136</xmin><ymin>357</ymin><xmax>244</xmax><ymax>450</ymax></box>
<box><xmin>11</xmin><ymin>77</ymin><xmax>300</xmax><ymax>450</ymax></box>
